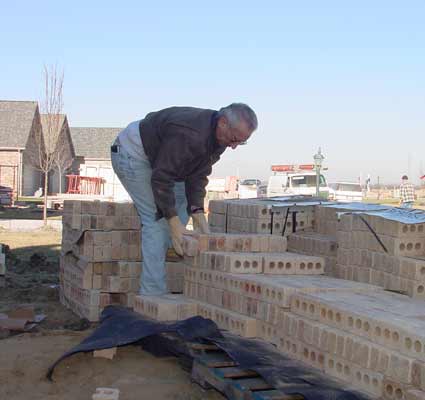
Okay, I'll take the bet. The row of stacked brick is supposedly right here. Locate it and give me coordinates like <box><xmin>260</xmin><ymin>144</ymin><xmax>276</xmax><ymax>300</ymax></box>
<box><xmin>59</xmin><ymin>200</ymin><xmax>184</xmax><ymax>321</ymax></box>
<box><xmin>208</xmin><ymin>199</ymin><xmax>315</xmax><ymax>235</ymax></box>
<box><xmin>336</xmin><ymin>213</ymin><xmax>425</xmax><ymax>299</ymax></box>
<box><xmin>284</xmin><ymin>290</ymin><xmax>425</xmax><ymax>400</ymax></box>
<box><xmin>132</xmin><ymin>229</ymin><xmax>425</xmax><ymax>399</ymax></box>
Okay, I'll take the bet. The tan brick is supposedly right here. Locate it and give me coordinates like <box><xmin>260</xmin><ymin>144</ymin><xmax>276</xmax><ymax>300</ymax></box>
<box><xmin>133</xmin><ymin>294</ymin><xmax>197</xmax><ymax>321</ymax></box>
<box><xmin>93</xmin><ymin>347</ymin><xmax>117</xmax><ymax>360</ymax></box>
<box><xmin>92</xmin><ymin>387</ymin><xmax>119</xmax><ymax>400</ymax></box>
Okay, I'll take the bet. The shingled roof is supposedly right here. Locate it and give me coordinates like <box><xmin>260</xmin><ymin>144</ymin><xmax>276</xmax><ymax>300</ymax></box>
<box><xmin>0</xmin><ymin>101</ymin><xmax>38</xmax><ymax>148</ymax></box>
<box><xmin>70</xmin><ymin>127</ymin><xmax>122</xmax><ymax>159</ymax></box>
<box><xmin>41</xmin><ymin>114</ymin><xmax>67</xmax><ymax>153</ymax></box>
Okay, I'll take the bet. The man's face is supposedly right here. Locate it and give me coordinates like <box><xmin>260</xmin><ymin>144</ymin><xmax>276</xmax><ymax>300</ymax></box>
<box><xmin>216</xmin><ymin>117</ymin><xmax>253</xmax><ymax>149</ymax></box>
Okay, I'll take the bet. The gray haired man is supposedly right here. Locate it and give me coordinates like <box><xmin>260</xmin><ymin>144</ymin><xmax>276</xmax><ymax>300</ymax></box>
<box><xmin>111</xmin><ymin>104</ymin><xmax>258</xmax><ymax>295</ymax></box>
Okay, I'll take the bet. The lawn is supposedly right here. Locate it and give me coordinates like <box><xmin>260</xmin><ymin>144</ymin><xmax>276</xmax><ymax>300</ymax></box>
<box><xmin>0</xmin><ymin>206</ymin><xmax>62</xmax><ymax>220</ymax></box>
<box><xmin>0</xmin><ymin>230</ymin><xmax>61</xmax><ymax>260</ymax></box>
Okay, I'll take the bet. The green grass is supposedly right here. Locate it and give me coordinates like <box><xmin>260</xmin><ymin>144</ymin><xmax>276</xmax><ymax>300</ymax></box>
<box><xmin>15</xmin><ymin>196</ymin><xmax>44</xmax><ymax>204</ymax></box>
<box><xmin>0</xmin><ymin>207</ymin><xmax>62</xmax><ymax>220</ymax></box>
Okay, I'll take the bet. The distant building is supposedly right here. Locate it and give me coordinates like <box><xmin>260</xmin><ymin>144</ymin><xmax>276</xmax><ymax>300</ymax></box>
<box><xmin>0</xmin><ymin>99</ymin><xmax>128</xmax><ymax>199</ymax></box>
<box><xmin>70</xmin><ymin>127</ymin><xmax>127</xmax><ymax>198</ymax></box>
<box><xmin>0</xmin><ymin>100</ymin><xmax>44</xmax><ymax>196</ymax></box>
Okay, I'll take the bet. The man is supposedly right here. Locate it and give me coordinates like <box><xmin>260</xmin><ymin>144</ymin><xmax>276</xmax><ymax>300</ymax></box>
<box><xmin>111</xmin><ymin>104</ymin><xmax>258</xmax><ymax>295</ymax></box>
<box><xmin>399</xmin><ymin>175</ymin><xmax>415</xmax><ymax>208</ymax></box>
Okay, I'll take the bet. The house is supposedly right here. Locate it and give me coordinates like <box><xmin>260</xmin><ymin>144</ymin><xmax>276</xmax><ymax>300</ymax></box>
<box><xmin>69</xmin><ymin>127</ymin><xmax>128</xmax><ymax>199</ymax></box>
<box><xmin>0</xmin><ymin>100</ymin><xmax>45</xmax><ymax>197</ymax></box>
<box><xmin>40</xmin><ymin>114</ymin><xmax>74</xmax><ymax>194</ymax></box>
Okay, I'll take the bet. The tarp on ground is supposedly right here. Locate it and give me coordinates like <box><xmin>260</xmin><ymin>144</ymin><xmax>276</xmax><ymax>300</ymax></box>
<box><xmin>47</xmin><ymin>306</ymin><xmax>366</xmax><ymax>400</ymax></box>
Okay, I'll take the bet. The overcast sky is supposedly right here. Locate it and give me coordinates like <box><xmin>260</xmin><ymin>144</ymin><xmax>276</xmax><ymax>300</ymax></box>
<box><xmin>2</xmin><ymin>1</ymin><xmax>424</xmax><ymax>185</ymax></box>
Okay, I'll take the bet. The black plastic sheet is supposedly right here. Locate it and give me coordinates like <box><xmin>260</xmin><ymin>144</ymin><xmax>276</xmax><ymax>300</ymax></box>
<box><xmin>47</xmin><ymin>306</ymin><xmax>367</xmax><ymax>400</ymax></box>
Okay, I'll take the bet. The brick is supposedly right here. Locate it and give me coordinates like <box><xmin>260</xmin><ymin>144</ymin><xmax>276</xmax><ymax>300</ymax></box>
<box><xmin>200</xmin><ymin>251</ymin><xmax>262</xmax><ymax>273</ymax></box>
<box><xmin>93</xmin><ymin>347</ymin><xmax>117</xmax><ymax>360</ymax></box>
<box><xmin>133</xmin><ymin>294</ymin><xmax>198</xmax><ymax>321</ymax></box>
<box><xmin>197</xmin><ymin>301</ymin><xmax>258</xmax><ymax>337</ymax></box>
<box><xmin>92</xmin><ymin>387</ymin><xmax>120</xmax><ymax>400</ymax></box>
<box><xmin>407</xmin><ymin>390</ymin><xmax>425</xmax><ymax>400</ymax></box>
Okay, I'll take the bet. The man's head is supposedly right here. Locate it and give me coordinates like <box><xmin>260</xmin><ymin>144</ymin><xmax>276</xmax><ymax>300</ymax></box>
<box><xmin>402</xmin><ymin>175</ymin><xmax>409</xmax><ymax>182</ymax></box>
<box><xmin>216</xmin><ymin>103</ymin><xmax>258</xmax><ymax>149</ymax></box>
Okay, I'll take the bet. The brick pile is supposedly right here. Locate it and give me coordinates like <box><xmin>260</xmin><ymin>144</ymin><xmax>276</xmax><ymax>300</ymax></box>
<box><xmin>208</xmin><ymin>199</ymin><xmax>315</xmax><ymax>235</ymax></box>
<box><xmin>282</xmin><ymin>290</ymin><xmax>425</xmax><ymax>399</ymax></box>
<box><xmin>60</xmin><ymin>200</ymin><xmax>185</xmax><ymax>321</ymax></box>
<box><xmin>287</xmin><ymin>232</ymin><xmax>338</xmax><ymax>276</ymax></box>
<box><xmin>336</xmin><ymin>213</ymin><xmax>425</xmax><ymax>299</ymax></box>
<box><xmin>132</xmin><ymin>199</ymin><xmax>425</xmax><ymax>398</ymax></box>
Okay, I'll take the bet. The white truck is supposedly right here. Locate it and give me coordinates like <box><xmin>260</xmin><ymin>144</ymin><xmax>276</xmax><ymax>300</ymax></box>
<box><xmin>238</xmin><ymin>179</ymin><xmax>262</xmax><ymax>199</ymax></box>
<box><xmin>328</xmin><ymin>182</ymin><xmax>364</xmax><ymax>202</ymax></box>
<box><xmin>266</xmin><ymin>164</ymin><xmax>329</xmax><ymax>198</ymax></box>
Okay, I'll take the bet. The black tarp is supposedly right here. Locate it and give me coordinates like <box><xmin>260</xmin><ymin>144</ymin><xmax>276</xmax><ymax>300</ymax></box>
<box><xmin>47</xmin><ymin>306</ymin><xmax>367</xmax><ymax>400</ymax></box>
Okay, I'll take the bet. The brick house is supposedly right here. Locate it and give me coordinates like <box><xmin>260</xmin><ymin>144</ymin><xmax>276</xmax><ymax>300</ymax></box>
<box><xmin>0</xmin><ymin>100</ymin><xmax>45</xmax><ymax>197</ymax></box>
<box><xmin>69</xmin><ymin>127</ymin><xmax>128</xmax><ymax>199</ymax></box>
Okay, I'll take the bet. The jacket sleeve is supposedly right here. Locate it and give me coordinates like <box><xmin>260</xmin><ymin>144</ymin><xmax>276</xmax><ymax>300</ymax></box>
<box><xmin>185</xmin><ymin>163</ymin><xmax>212</xmax><ymax>213</ymax></box>
<box><xmin>150</xmin><ymin>130</ymin><xmax>194</xmax><ymax>219</ymax></box>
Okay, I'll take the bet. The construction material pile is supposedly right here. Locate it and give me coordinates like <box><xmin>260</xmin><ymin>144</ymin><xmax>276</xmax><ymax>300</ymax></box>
<box><xmin>60</xmin><ymin>197</ymin><xmax>425</xmax><ymax>398</ymax></box>
<box><xmin>336</xmin><ymin>213</ymin><xmax>425</xmax><ymax>299</ymax></box>
<box><xmin>59</xmin><ymin>200</ymin><xmax>184</xmax><ymax>321</ymax></box>
<box><xmin>208</xmin><ymin>199</ymin><xmax>315</xmax><ymax>235</ymax></box>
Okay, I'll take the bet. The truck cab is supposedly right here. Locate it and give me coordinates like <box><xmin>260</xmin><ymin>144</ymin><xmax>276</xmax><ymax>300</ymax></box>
<box><xmin>266</xmin><ymin>164</ymin><xmax>329</xmax><ymax>198</ymax></box>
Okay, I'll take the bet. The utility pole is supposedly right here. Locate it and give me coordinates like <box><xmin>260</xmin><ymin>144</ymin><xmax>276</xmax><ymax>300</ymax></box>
<box><xmin>313</xmin><ymin>148</ymin><xmax>324</xmax><ymax>198</ymax></box>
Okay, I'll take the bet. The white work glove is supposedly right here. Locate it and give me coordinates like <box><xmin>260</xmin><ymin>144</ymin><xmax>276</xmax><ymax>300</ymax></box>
<box><xmin>168</xmin><ymin>216</ymin><xmax>192</xmax><ymax>256</ymax></box>
<box><xmin>192</xmin><ymin>212</ymin><xmax>210</xmax><ymax>234</ymax></box>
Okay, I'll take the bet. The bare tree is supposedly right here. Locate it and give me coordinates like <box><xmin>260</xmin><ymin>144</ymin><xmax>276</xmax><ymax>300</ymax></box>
<box><xmin>38</xmin><ymin>65</ymin><xmax>65</xmax><ymax>224</ymax></box>
<box><xmin>53</xmin><ymin>116</ymin><xmax>74</xmax><ymax>194</ymax></box>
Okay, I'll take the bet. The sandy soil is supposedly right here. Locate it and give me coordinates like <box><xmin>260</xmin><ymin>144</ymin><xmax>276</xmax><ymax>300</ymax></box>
<box><xmin>0</xmin><ymin>330</ymin><xmax>223</xmax><ymax>400</ymax></box>
<box><xmin>0</xmin><ymin>231</ymin><xmax>224</xmax><ymax>400</ymax></box>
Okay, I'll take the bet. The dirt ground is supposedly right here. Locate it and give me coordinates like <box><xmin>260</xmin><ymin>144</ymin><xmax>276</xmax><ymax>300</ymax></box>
<box><xmin>0</xmin><ymin>230</ymin><xmax>224</xmax><ymax>400</ymax></box>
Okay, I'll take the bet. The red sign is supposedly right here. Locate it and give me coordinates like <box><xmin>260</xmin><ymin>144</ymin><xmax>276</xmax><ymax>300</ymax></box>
<box><xmin>271</xmin><ymin>164</ymin><xmax>315</xmax><ymax>172</ymax></box>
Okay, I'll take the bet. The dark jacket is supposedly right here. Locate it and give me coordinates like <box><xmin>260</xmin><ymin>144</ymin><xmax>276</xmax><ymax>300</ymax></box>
<box><xmin>139</xmin><ymin>106</ymin><xmax>226</xmax><ymax>219</ymax></box>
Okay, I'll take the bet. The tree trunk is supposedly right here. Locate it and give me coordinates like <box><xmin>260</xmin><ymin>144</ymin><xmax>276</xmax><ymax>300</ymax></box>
<box><xmin>57</xmin><ymin>167</ymin><xmax>62</xmax><ymax>194</ymax></box>
<box><xmin>43</xmin><ymin>171</ymin><xmax>48</xmax><ymax>225</ymax></box>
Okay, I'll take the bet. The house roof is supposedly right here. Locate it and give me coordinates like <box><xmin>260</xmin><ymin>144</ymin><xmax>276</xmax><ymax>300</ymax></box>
<box><xmin>70</xmin><ymin>127</ymin><xmax>122</xmax><ymax>159</ymax></box>
<box><xmin>0</xmin><ymin>101</ymin><xmax>38</xmax><ymax>148</ymax></box>
<box><xmin>41</xmin><ymin>114</ymin><xmax>67</xmax><ymax>153</ymax></box>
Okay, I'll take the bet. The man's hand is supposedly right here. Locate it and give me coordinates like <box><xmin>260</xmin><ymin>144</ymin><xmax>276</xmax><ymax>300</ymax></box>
<box><xmin>192</xmin><ymin>212</ymin><xmax>210</xmax><ymax>234</ymax></box>
<box><xmin>168</xmin><ymin>216</ymin><xmax>192</xmax><ymax>256</ymax></box>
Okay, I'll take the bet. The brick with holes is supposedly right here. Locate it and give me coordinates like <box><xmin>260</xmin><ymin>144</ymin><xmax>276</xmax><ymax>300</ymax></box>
<box><xmin>133</xmin><ymin>294</ymin><xmax>198</xmax><ymax>321</ymax></box>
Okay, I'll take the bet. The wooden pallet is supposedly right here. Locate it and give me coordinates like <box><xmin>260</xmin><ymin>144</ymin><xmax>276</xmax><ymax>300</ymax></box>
<box><xmin>147</xmin><ymin>334</ymin><xmax>365</xmax><ymax>400</ymax></box>
<box><xmin>191</xmin><ymin>348</ymin><xmax>312</xmax><ymax>400</ymax></box>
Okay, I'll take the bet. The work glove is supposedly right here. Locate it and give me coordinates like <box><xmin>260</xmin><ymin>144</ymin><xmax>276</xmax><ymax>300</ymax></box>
<box><xmin>168</xmin><ymin>216</ymin><xmax>192</xmax><ymax>256</ymax></box>
<box><xmin>192</xmin><ymin>212</ymin><xmax>210</xmax><ymax>234</ymax></box>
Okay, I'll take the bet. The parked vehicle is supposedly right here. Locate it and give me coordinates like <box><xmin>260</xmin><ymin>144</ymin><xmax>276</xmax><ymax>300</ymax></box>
<box><xmin>238</xmin><ymin>178</ymin><xmax>262</xmax><ymax>199</ymax></box>
<box><xmin>328</xmin><ymin>182</ymin><xmax>363</xmax><ymax>202</ymax></box>
<box><xmin>266</xmin><ymin>164</ymin><xmax>329</xmax><ymax>198</ymax></box>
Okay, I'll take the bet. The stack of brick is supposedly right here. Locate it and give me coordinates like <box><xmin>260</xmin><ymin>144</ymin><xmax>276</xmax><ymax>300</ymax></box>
<box><xmin>165</xmin><ymin>233</ymin><xmax>378</xmax><ymax>343</ymax></box>
<box><xmin>336</xmin><ymin>213</ymin><xmax>425</xmax><ymax>299</ymax></box>
<box><xmin>280</xmin><ymin>290</ymin><xmax>425</xmax><ymax>399</ymax></box>
<box><xmin>208</xmin><ymin>199</ymin><xmax>315</xmax><ymax>236</ymax></box>
<box><xmin>287</xmin><ymin>232</ymin><xmax>338</xmax><ymax>276</ymax></box>
<box><xmin>133</xmin><ymin>233</ymin><xmax>288</xmax><ymax>325</ymax></box>
<box><xmin>60</xmin><ymin>200</ymin><xmax>185</xmax><ymax>321</ymax></box>
<box><xmin>0</xmin><ymin>244</ymin><xmax>5</xmax><ymax>288</ymax></box>
<box><xmin>314</xmin><ymin>205</ymin><xmax>347</xmax><ymax>237</ymax></box>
